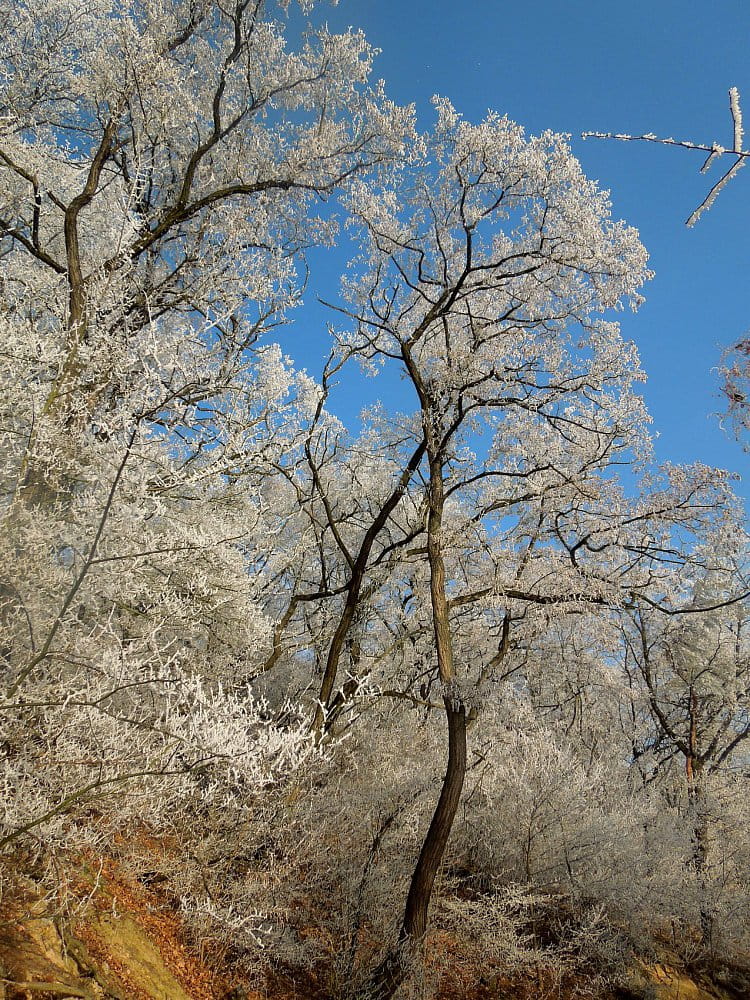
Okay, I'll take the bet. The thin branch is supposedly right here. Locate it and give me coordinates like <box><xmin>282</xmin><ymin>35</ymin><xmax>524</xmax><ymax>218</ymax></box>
<box><xmin>8</xmin><ymin>428</ymin><xmax>138</xmax><ymax>697</ymax></box>
<box><xmin>583</xmin><ymin>87</ymin><xmax>749</xmax><ymax>226</ymax></box>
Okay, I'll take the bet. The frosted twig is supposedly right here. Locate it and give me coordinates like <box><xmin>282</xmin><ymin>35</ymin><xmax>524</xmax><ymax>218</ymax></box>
<box><xmin>583</xmin><ymin>87</ymin><xmax>748</xmax><ymax>226</ymax></box>
<box><xmin>730</xmin><ymin>86</ymin><xmax>743</xmax><ymax>152</ymax></box>
<box><xmin>687</xmin><ymin>156</ymin><xmax>746</xmax><ymax>227</ymax></box>
<box><xmin>700</xmin><ymin>146</ymin><xmax>723</xmax><ymax>174</ymax></box>
<box><xmin>581</xmin><ymin>132</ymin><xmax>720</xmax><ymax>154</ymax></box>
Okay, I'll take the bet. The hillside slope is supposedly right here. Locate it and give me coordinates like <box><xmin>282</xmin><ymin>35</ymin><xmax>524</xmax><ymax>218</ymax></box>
<box><xmin>1</xmin><ymin>855</ymin><xmax>748</xmax><ymax>1000</ymax></box>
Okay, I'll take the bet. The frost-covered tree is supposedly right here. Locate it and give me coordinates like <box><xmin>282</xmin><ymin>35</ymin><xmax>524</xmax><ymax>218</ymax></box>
<box><xmin>619</xmin><ymin>546</ymin><xmax>750</xmax><ymax>947</ymax></box>
<box><xmin>317</xmin><ymin>99</ymin><xmax>742</xmax><ymax>996</ymax></box>
<box><xmin>0</xmin><ymin>0</ymin><xmax>411</xmax><ymax>867</ymax></box>
<box><xmin>0</xmin><ymin>0</ymin><xmax>411</xmax><ymax>486</ymax></box>
<box><xmin>2</xmin><ymin>3</ymin><xmax>749</xmax><ymax>994</ymax></box>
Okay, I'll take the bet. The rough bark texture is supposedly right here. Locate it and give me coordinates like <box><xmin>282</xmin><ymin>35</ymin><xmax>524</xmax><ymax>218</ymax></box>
<box><xmin>366</xmin><ymin>446</ymin><xmax>468</xmax><ymax>1000</ymax></box>
<box><xmin>368</xmin><ymin>696</ymin><xmax>467</xmax><ymax>1000</ymax></box>
<box><xmin>403</xmin><ymin>694</ymin><xmax>467</xmax><ymax>940</ymax></box>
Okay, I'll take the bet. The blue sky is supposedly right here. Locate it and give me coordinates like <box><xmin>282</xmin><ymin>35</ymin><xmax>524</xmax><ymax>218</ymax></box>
<box><xmin>283</xmin><ymin>0</ymin><xmax>750</xmax><ymax>498</ymax></box>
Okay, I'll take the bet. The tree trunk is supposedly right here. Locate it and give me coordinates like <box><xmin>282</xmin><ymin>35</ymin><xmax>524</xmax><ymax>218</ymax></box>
<box><xmin>368</xmin><ymin>696</ymin><xmax>467</xmax><ymax>1000</ymax></box>
<box><xmin>365</xmin><ymin>442</ymin><xmax>466</xmax><ymax>999</ymax></box>
<box><xmin>687</xmin><ymin>758</ymin><xmax>712</xmax><ymax>947</ymax></box>
<box><xmin>694</xmin><ymin>807</ymin><xmax>713</xmax><ymax>948</ymax></box>
<box><xmin>403</xmin><ymin>696</ymin><xmax>466</xmax><ymax>940</ymax></box>
<box><xmin>685</xmin><ymin>689</ymin><xmax>713</xmax><ymax>948</ymax></box>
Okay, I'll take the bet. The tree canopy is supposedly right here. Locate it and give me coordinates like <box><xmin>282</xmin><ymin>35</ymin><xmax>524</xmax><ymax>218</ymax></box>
<box><xmin>1</xmin><ymin>3</ymin><xmax>748</xmax><ymax>997</ymax></box>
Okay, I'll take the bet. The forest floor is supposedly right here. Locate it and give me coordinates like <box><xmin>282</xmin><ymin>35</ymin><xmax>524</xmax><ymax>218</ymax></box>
<box><xmin>0</xmin><ymin>852</ymin><xmax>747</xmax><ymax>1000</ymax></box>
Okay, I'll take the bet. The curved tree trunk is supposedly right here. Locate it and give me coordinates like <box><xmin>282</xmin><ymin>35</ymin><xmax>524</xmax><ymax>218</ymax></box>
<box><xmin>687</xmin><ymin>746</ymin><xmax>712</xmax><ymax>947</ymax></box>
<box><xmin>403</xmin><ymin>695</ymin><xmax>466</xmax><ymax>940</ymax></box>
<box><xmin>366</xmin><ymin>443</ymin><xmax>467</xmax><ymax>999</ymax></box>
<box><xmin>368</xmin><ymin>696</ymin><xmax>467</xmax><ymax>999</ymax></box>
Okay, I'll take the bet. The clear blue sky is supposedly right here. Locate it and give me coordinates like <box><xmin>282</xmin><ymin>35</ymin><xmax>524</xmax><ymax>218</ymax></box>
<box><xmin>284</xmin><ymin>0</ymin><xmax>750</xmax><ymax>498</ymax></box>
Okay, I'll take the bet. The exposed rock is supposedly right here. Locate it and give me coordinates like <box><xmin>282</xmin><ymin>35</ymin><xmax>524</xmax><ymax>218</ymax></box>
<box><xmin>0</xmin><ymin>862</ymin><xmax>242</xmax><ymax>1000</ymax></box>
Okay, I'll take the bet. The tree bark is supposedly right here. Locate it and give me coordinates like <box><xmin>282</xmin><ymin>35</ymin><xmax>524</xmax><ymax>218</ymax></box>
<box><xmin>404</xmin><ymin>694</ymin><xmax>466</xmax><ymax>940</ymax></box>
<box><xmin>368</xmin><ymin>696</ymin><xmax>467</xmax><ymax>1000</ymax></box>
<box><xmin>366</xmin><ymin>443</ymin><xmax>467</xmax><ymax>999</ymax></box>
<box><xmin>687</xmin><ymin>746</ymin><xmax>712</xmax><ymax>947</ymax></box>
